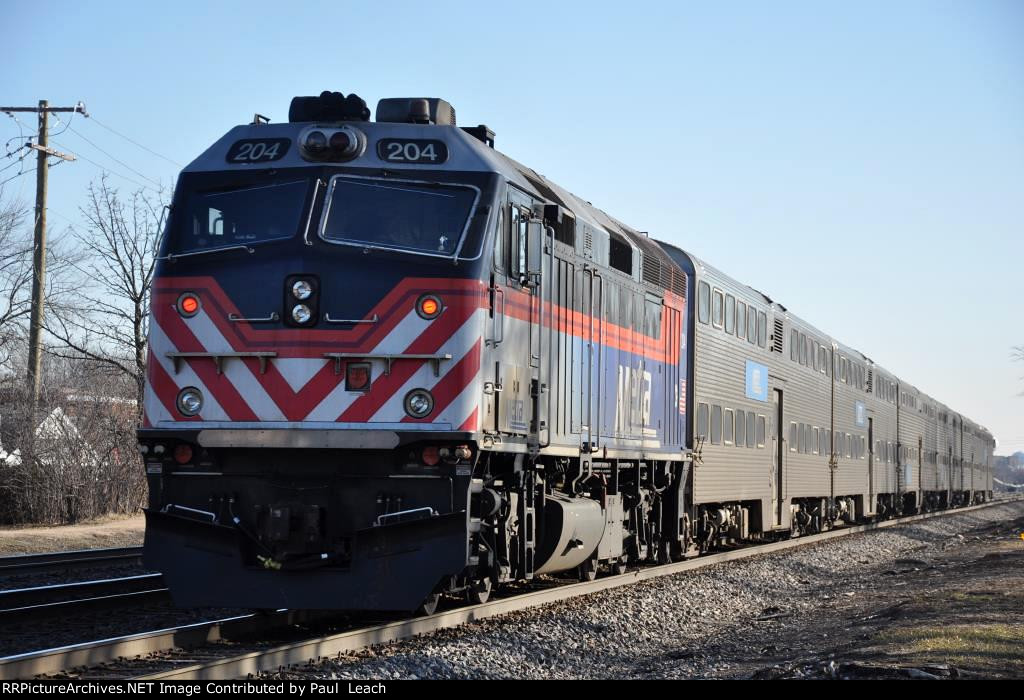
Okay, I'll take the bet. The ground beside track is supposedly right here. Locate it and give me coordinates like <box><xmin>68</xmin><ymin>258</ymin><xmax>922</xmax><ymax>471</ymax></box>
<box><xmin>263</xmin><ymin>501</ymin><xmax>1024</xmax><ymax>680</ymax></box>
<box><xmin>0</xmin><ymin>515</ymin><xmax>144</xmax><ymax>554</ymax></box>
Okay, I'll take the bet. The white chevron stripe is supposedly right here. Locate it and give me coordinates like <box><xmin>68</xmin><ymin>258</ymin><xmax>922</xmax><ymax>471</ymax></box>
<box><xmin>148</xmin><ymin>321</ymin><xmax>228</xmax><ymax>422</ymax></box>
<box><xmin>305</xmin><ymin>308</ymin><xmax>431</xmax><ymax>421</ymax></box>
<box><xmin>143</xmin><ymin>370</ymin><xmax>174</xmax><ymax>424</ymax></box>
<box><xmin>368</xmin><ymin>309</ymin><xmax>483</xmax><ymax>423</ymax></box>
<box><xmin>185</xmin><ymin>311</ymin><xmax>287</xmax><ymax>421</ymax></box>
<box><xmin>441</xmin><ymin>367</ymin><xmax>483</xmax><ymax>428</ymax></box>
<box><xmin>274</xmin><ymin>358</ymin><xmax>329</xmax><ymax>394</ymax></box>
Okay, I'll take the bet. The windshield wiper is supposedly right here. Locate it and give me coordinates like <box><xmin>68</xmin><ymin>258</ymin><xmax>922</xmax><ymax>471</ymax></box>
<box><xmin>158</xmin><ymin>244</ymin><xmax>255</xmax><ymax>263</ymax></box>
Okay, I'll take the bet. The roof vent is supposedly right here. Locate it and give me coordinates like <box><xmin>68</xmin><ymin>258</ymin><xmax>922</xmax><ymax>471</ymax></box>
<box><xmin>376</xmin><ymin>98</ymin><xmax>456</xmax><ymax>126</ymax></box>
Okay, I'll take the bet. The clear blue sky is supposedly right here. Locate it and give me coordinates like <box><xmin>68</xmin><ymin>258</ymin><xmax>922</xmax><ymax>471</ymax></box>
<box><xmin>3</xmin><ymin>1</ymin><xmax>1023</xmax><ymax>452</ymax></box>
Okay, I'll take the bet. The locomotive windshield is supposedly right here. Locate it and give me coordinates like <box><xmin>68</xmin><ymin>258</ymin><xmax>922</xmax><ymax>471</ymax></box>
<box><xmin>169</xmin><ymin>179</ymin><xmax>310</xmax><ymax>254</ymax></box>
<box><xmin>320</xmin><ymin>177</ymin><xmax>476</xmax><ymax>256</ymax></box>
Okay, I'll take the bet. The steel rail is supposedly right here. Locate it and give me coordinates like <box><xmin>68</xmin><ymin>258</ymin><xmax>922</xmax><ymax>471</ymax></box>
<box><xmin>135</xmin><ymin>496</ymin><xmax>1023</xmax><ymax>681</ymax></box>
<box><xmin>0</xmin><ymin>547</ymin><xmax>144</xmax><ymax>576</ymax></box>
<box><xmin>0</xmin><ymin>610</ymin><xmax>320</xmax><ymax>679</ymax></box>
<box><xmin>0</xmin><ymin>574</ymin><xmax>169</xmax><ymax>623</ymax></box>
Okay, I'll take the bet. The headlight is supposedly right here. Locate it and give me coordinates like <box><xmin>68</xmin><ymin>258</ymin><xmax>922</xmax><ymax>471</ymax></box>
<box><xmin>176</xmin><ymin>387</ymin><xmax>204</xmax><ymax>417</ymax></box>
<box><xmin>292</xmin><ymin>280</ymin><xmax>313</xmax><ymax>300</ymax></box>
<box><xmin>304</xmin><ymin>130</ymin><xmax>327</xmax><ymax>154</ymax></box>
<box><xmin>291</xmin><ymin>304</ymin><xmax>312</xmax><ymax>324</ymax></box>
<box><xmin>404</xmin><ymin>389</ymin><xmax>434</xmax><ymax>419</ymax></box>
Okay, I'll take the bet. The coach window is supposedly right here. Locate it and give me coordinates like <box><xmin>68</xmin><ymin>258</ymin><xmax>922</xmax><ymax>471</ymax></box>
<box><xmin>724</xmin><ymin>409</ymin><xmax>734</xmax><ymax>445</ymax></box>
<box><xmin>711</xmin><ymin>405</ymin><xmax>722</xmax><ymax>445</ymax></box>
<box><xmin>813</xmin><ymin>427</ymin><xmax>819</xmax><ymax>455</ymax></box>
<box><xmin>696</xmin><ymin>402</ymin><xmax>709</xmax><ymax>440</ymax></box>
<box><xmin>789</xmin><ymin>422</ymin><xmax>797</xmax><ymax>452</ymax></box>
<box><xmin>756</xmin><ymin>415</ymin><xmax>766</xmax><ymax>448</ymax></box>
<box><xmin>712</xmin><ymin>289</ymin><xmax>724</xmax><ymax>328</ymax></box>
<box><xmin>725</xmin><ymin>294</ymin><xmax>735</xmax><ymax>334</ymax></box>
<box><xmin>697</xmin><ymin>282</ymin><xmax>710</xmax><ymax>324</ymax></box>
<box><xmin>747</xmin><ymin>310</ymin><xmax>757</xmax><ymax>345</ymax></box>
<box><xmin>736</xmin><ymin>302</ymin><xmax>747</xmax><ymax>340</ymax></box>
<box><xmin>819</xmin><ymin>347</ymin><xmax>827</xmax><ymax>375</ymax></box>
<box><xmin>748</xmin><ymin>412</ymin><xmax>756</xmax><ymax>448</ymax></box>
<box><xmin>757</xmin><ymin>311</ymin><xmax>767</xmax><ymax>347</ymax></box>
<box><xmin>736</xmin><ymin>409</ymin><xmax>746</xmax><ymax>447</ymax></box>
<box><xmin>799</xmin><ymin>333</ymin><xmax>807</xmax><ymax>365</ymax></box>
<box><xmin>790</xmin><ymin>329</ymin><xmax>799</xmax><ymax>361</ymax></box>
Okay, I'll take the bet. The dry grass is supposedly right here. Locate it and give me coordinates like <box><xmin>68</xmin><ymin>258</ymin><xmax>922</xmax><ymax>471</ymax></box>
<box><xmin>879</xmin><ymin>623</ymin><xmax>1024</xmax><ymax>674</ymax></box>
<box><xmin>0</xmin><ymin>513</ymin><xmax>144</xmax><ymax>554</ymax></box>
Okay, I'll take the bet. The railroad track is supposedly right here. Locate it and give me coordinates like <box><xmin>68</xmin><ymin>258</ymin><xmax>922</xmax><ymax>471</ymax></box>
<box><xmin>1</xmin><ymin>497</ymin><xmax>1020</xmax><ymax>680</ymax></box>
<box><xmin>0</xmin><ymin>574</ymin><xmax>168</xmax><ymax>624</ymax></box>
<box><xmin>0</xmin><ymin>547</ymin><xmax>144</xmax><ymax>577</ymax></box>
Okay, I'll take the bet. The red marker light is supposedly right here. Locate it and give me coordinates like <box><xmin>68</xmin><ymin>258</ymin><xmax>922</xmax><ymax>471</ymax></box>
<box><xmin>173</xmin><ymin>444</ymin><xmax>194</xmax><ymax>464</ymax></box>
<box><xmin>421</xmin><ymin>446</ymin><xmax>441</xmax><ymax>466</ymax></box>
<box><xmin>346</xmin><ymin>362</ymin><xmax>371</xmax><ymax>392</ymax></box>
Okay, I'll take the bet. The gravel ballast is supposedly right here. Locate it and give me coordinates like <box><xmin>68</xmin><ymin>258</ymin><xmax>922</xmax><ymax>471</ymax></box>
<box><xmin>270</xmin><ymin>500</ymin><xmax>1024</xmax><ymax>680</ymax></box>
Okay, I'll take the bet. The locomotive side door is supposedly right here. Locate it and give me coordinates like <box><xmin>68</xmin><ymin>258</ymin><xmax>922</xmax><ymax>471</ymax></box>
<box><xmin>489</xmin><ymin>193</ymin><xmax>536</xmax><ymax>438</ymax></box>
<box><xmin>771</xmin><ymin>387</ymin><xmax>785</xmax><ymax>528</ymax></box>
<box><xmin>525</xmin><ymin>217</ymin><xmax>553</xmax><ymax>451</ymax></box>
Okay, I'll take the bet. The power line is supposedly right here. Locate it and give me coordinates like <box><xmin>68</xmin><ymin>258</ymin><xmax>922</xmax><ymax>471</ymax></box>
<box><xmin>0</xmin><ymin>166</ymin><xmax>36</xmax><ymax>188</ymax></box>
<box><xmin>59</xmin><ymin>120</ymin><xmax>164</xmax><ymax>188</ymax></box>
<box><xmin>86</xmin><ymin>115</ymin><xmax>183</xmax><ymax>168</ymax></box>
<box><xmin>50</xmin><ymin>137</ymin><xmax>161</xmax><ymax>193</ymax></box>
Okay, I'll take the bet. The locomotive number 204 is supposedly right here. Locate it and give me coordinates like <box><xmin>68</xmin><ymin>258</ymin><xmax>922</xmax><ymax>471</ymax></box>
<box><xmin>226</xmin><ymin>138</ymin><xmax>291</xmax><ymax>163</ymax></box>
<box><xmin>377</xmin><ymin>138</ymin><xmax>448</xmax><ymax>164</ymax></box>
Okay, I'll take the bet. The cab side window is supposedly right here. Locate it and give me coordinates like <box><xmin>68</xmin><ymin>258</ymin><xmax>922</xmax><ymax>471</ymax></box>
<box><xmin>507</xmin><ymin>205</ymin><xmax>529</xmax><ymax>285</ymax></box>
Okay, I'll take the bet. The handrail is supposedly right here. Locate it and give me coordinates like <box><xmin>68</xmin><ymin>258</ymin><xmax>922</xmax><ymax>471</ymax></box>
<box><xmin>323</xmin><ymin>352</ymin><xmax>452</xmax><ymax>377</ymax></box>
<box><xmin>166</xmin><ymin>351</ymin><xmax>276</xmax><ymax>375</ymax></box>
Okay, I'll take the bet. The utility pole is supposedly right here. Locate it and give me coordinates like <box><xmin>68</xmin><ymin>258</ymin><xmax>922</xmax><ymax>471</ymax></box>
<box><xmin>0</xmin><ymin>100</ymin><xmax>86</xmax><ymax>410</ymax></box>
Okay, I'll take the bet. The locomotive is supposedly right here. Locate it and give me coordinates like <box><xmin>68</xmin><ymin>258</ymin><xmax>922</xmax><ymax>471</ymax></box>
<box><xmin>139</xmin><ymin>91</ymin><xmax>994</xmax><ymax>613</ymax></box>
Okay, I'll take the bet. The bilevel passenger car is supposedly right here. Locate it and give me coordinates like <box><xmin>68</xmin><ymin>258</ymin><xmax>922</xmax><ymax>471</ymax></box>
<box><xmin>139</xmin><ymin>91</ymin><xmax>994</xmax><ymax>613</ymax></box>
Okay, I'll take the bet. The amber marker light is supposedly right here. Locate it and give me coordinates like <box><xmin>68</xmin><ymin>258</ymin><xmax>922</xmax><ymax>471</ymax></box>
<box><xmin>416</xmin><ymin>294</ymin><xmax>442</xmax><ymax>320</ymax></box>
<box><xmin>178</xmin><ymin>293</ymin><xmax>201</xmax><ymax>318</ymax></box>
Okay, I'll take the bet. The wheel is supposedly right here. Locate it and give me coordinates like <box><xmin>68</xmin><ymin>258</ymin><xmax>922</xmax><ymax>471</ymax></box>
<box><xmin>577</xmin><ymin>557</ymin><xmax>598</xmax><ymax>582</ymax></box>
<box><xmin>416</xmin><ymin>592</ymin><xmax>440</xmax><ymax>616</ymax></box>
<box><xmin>467</xmin><ymin>577</ymin><xmax>492</xmax><ymax>605</ymax></box>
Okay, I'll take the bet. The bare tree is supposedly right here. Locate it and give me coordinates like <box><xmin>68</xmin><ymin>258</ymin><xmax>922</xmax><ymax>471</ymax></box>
<box><xmin>1016</xmin><ymin>346</ymin><xmax>1024</xmax><ymax>396</ymax></box>
<box><xmin>46</xmin><ymin>176</ymin><xmax>165</xmax><ymax>417</ymax></box>
<box><xmin>0</xmin><ymin>190</ymin><xmax>32</xmax><ymax>372</ymax></box>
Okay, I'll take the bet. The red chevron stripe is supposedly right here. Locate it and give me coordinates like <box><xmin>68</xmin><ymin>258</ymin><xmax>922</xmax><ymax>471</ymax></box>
<box><xmin>153</xmin><ymin>276</ymin><xmax>488</xmax><ymax>355</ymax></box>
<box><xmin>247</xmin><ymin>358</ymin><xmax>341</xmax><ymax>421</ymax></box>
<box><xmin>156</xmin><ymin>313</ymin><xmax>260</xmax><ymax>422</ymax></box>
<box><xmin>458</xmin><ymin>408</ymin><xmax>479</xmax><ymax>432</ymax></box>
<box><xmin>401</xmin><ymin>340</ymin><xmax>481</xmax><ymax>424</ymax></box>
<box><xmin>147</xmin><ymin>356</ymin><xmax>200</xmax><ymax>422</ymax></box>
<box><xmin>339</xmin><ymin>305</ymin><xmax>474</xmax><ymax>423</ymax></box>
